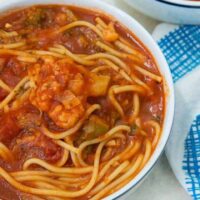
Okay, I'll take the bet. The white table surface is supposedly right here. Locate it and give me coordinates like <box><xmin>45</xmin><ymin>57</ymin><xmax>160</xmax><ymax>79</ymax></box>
<box><xmin>102</xmin><ymin>0</ymin><xmax>190</xmax><ymax>200</ymax></box>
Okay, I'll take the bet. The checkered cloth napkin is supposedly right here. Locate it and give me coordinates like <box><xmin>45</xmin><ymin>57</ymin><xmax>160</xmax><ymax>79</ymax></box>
<box><xmin>153</xmin><ymin>24</ymin><xmax>200</xmax><ymax>199</ymax></box>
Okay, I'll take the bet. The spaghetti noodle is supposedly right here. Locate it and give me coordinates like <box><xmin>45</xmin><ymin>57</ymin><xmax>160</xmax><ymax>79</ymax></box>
<box><xmin>0</xmin><ymin>5</ymin><xmax>164</xmax><ymax>200</ymax></box>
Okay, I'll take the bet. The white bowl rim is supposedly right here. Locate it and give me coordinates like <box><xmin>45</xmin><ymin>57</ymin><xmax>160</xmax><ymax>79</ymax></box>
<box><xmin>0</xmin><ymin>0</ymin><xmax>175</xmax><ymax>199</ymax></box>
<box><xmin>156</xmin><ymin>0</ymin><xmax>200</xmax><ymax>7</ymax></box>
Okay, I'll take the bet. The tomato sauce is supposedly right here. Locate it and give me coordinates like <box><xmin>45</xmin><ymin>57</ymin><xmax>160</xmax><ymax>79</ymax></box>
<box><xmin>0</xmin><ymin>5</ymin><xmax>165</xmax><ymax>199</ymax></box>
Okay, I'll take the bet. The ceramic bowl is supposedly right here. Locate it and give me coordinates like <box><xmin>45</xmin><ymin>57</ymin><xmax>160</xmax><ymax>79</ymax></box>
<box><xmin>125</xmin><ymin>0</ymin><xmax>200</xmax><ymax>24</ymax></box>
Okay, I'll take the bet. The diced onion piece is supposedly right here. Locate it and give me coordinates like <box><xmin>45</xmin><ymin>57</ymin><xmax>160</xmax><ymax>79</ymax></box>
<box><xmin>89</xmin><ymin>74</ymin><xmax>110</xmax><ymax>96</ymax></box>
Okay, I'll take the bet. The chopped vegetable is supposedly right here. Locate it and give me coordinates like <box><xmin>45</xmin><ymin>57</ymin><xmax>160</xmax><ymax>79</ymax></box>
<box><xmin>25</xmin><ymin>8</ymin><xmax>45</xmax><ymax>27</ymax></box>
<box><xmin>90</xmin><ymin>74</ymin><xmax>110</xmax><ymax>96</ymax></box>
<box><xmin>129</xmin><ymin>124</ymin><xmax>138</xmax><ymax>136</ymax></box>
<box><xmin>0</xmin><ymin>58</ymin><xmax>5</xmax><ymax>72</ymax></box>
<box><xmin>63</xmin><ymin>9</ymin><xmax>77</xmax><ymax>22</ymax></box>
<box><xmin>84</xmin><ymin>145</ymin><xmax>93</xmax><ymax>157</ymax></box>
<box><xmin>110</xmin><ymin>111</ymin><xmax>120</xmax><ymax>126</ymax></box>
<box><xmin>78</xmin><ymin>115</ymin><xmax>109</xmax><ymax>144</ymax></box>
<box><xmin>5</xmin><ymin>23</ymin><xmax>12</xmax><ymax>29</ymax></box>
<box><xmin>55</xmin><ymin>13</ymin><xmax>67</xmax><ymax>25</ymax></box>
<box><xmin>84</xmin><ymin>115</ymin><xmax>109</xmax><ymax>136</ymax></box>
<box><xmin>106</xmin><ymin>140</ymin><xmax>119</xmax><ymax>147</ymax></box>
<box><xmin>102</xmin><ymin>22</ymin><xmax>119</xmax><ymax>42</ymax></box>
<box><xmin>153</xmin><ymin>115</ymin><xmax>161</xmax><ymax>122</ymax></box>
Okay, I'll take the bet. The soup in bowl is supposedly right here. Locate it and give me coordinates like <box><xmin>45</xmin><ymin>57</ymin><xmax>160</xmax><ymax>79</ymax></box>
<box><xmin>0</xmin><ymin>0</ymin><xmax>174</xmax><ymax>199</ymax></box>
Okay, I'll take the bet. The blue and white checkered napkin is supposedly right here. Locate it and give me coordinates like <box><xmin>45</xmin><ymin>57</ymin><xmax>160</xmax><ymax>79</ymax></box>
<box><xmin>153</xmin><ymin>24</ymin><xmax>200</xmax><ymax>199</ymax></box>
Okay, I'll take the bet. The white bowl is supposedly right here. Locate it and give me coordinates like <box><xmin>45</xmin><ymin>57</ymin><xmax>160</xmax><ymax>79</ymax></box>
<box><xmin>125</xmin><ymin>0</ymin><xmax>200</xmax><ymax>24</ymax></box>
<box><xmin>0</xmin><ymin>0</ymin><xmax>175</xmax><ymax>199</ymax></box>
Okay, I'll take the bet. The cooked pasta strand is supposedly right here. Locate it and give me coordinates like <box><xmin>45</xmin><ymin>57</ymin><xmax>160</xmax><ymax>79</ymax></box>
<box><xmin>54</xmin><ymin>140</ymin><xmax>79</xmax><ymax>154</ymax></box>
<box><xmin>41</xmin><ymin>104</ymin><xmax>101</xmax><ymax>139</ymax></box>
<box><xmin>0</xmin><ymin>30</ymin><xmax>18</xmax><ymax>37</ymax></box>
<box><xmin>0</xmin><ymin>79</ymin><xmax>11</xmax><ymax>92</ymax></box>
<box><xmin>90</xmin><ymin>154</ymin><xmax>143</xmax><ymax>200</ymax></box>
<box><xmin>55</xmin><ymin>149</ymin><xmax>69</xmax><ymax>167</ymax></box>
<box><xmin>23</xmin><ymin>158</ymin><xmax>93</xmax><ymax>174</ymax></box>
<box><xmin>0</xmin><ymin>77</ymin><xmax>30</xmax><ymax>110</ymax></box>
<box><xmin>85</xmin><ymin>53</ymin><xmax>130</xmax><ymax>73</ymax></box>
<box><xmin>108</xmin><ymin>86</ymin><xmax>124</xmax><ymax>117</ymax></box>
<box><xmin>109</xmin><ymin>85</ymin><xmax>145</xmax><ymax>117</ymax></box>
<box><xmin>121</xmin><ymin>140</ymin><xmax>141</xmax><ymax>161</ymax></box>
<box><xmin>17</xmin><ymin>56</ymin><xmax>37</xmax><ymax>63</ymax></box>
<box><xmin>0</xmin><ymin>49</ymin><xmax>33</xmax><ymax>57</ymax></box>
<box><xmin>113</xmin><ymin>85</ymin><xmax>145</xmax><ymax>95</ymax></box>
<box><xmin>96</xmin><ymin>24</ymin><xmax>104</xmax><ymax>31</ymax></box>
<box><xmin>100</xmin><ymin>59</ymin><xmax>132</xmax><ymax>82</ymax></box>
<box><xmin>9</xmin><ymin>88</ymin><xmax>31</xmax><ymax>111</ymax></box>
<box><xmin>78</xmin><ymin>125</ymin><xmax>130</xmax><ymax>166</ymax></box>
<box><xmin>114</xmin><ymin>40</ymin><xmax>145</xmax><ymax>61</ymax></box>
<box><xmin>140</xmin><ymin>139</ymin><xmax>152</xmax><ymax>170</ymax></box>
<box><xmin>95</xmin><ymin>18</ymin><xmax>107</xmax><ymax>28</ymax></box>
<box><xmin>145</xmin><ymin>120</ymin><xmax>161</xmax><ymax>148</ymax></box>
<box><xmin>11</xmin><ymin>171</ymin><xmax>80</xmax><ymax>178</ymax></box>
<box><xmin>16</xmin><ymin>176</ymin><xmax>67</xmax><ymax>189</ymax></box>
<box><xmin>91</xmin><ymin>65</ymin><xmax>110</xmax><ymax>73</ymax></box>
<box><xmin>49</xmin><ymin>46</ymin><xmax>94</xmax><ymax>66</ymax></box>
<box><xmin>90</xmin><ymin>161</ymin><xmax>129</xmax><ymax>196</ymax></box>
<box><xmin>27</xmin><ymin>50</ymin><xmax>65</xmax><ymax>58</ymax></box>
<box><xmin>134</xmin><ymin>65</ymin><xmax>162</xmax><ymax>82</ymax></box>
<box><xmin>96</xmin><ymin>41</ymin><xmax>127</xmax><ymax>59</ymax></box>
<box><xmin>0</xmin><ymin>42</ymin><xmax>25</xmax><ymax>49</ymax></box>
<box><xmin>31</xmin><ymin>181</ymin><xmax>62</xmax><ymax>190</ymax></box>
<box><xmin>0</xmin><ymin>142</ymin><xmax>13</xmax><ymax>161</ymax></box>
<box><xmin>129</xmin><ymin>94</ymin><xmax>140</xmax><ymax>123</ymax></box>
<box><xmin>131</xmin><ymin>73</ymin><xmax>153</xmax><ymax>94</ymax></box>
<box><xmin>57</xmin><ymin>21</ymin><xmax>103</xmax><ymax>38</ymax></box>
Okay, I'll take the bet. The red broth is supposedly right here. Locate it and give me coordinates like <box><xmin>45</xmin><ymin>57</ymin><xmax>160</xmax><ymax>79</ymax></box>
<box><xmin>0</xmin><ymin>5</ymin><xmax>165</xmax><ymax>200</ymax></box>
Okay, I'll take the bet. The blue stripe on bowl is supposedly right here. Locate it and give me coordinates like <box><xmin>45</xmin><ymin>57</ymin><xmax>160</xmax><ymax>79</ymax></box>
<box><xmin>155</xmin><ymin>0</ymin><xmax>200</xmax><ymax>8</ymax></box>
